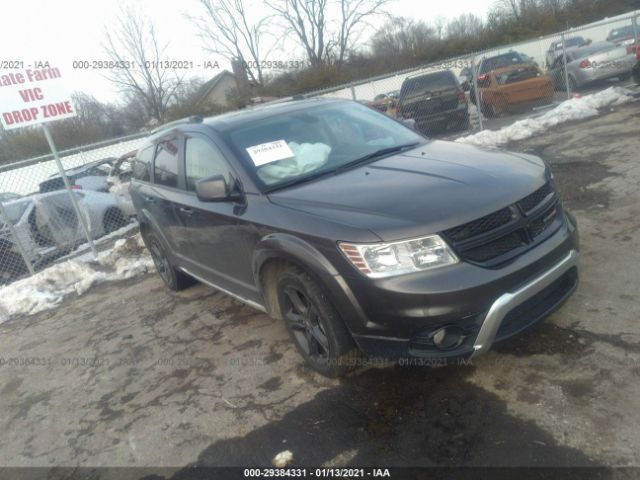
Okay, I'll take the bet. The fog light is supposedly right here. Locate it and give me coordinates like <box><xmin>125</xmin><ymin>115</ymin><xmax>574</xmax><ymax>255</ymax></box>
<box><xmin>432</xmin><ymin>326</ymin><xmax>466</xmax><ymax>350</ymax></box>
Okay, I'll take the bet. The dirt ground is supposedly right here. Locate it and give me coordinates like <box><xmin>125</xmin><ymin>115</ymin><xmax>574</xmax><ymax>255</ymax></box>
<box><xmin>0</xmin><ymin>101</ymin><xmax>639</xmax><ymax>471</ymax></box>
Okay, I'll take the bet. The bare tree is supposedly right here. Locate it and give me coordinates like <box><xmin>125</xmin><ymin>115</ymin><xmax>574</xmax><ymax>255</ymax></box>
<box><xmin>103</xmin><ymin>6</ymin><xmax>183</xmax><ymax>123</ymax></box>
<box><xmin>336</xmin><ymin>0</ymin><xmax>391</xmax><ymax>64</ymax></box>
<box><xmin>370</xmin><ymin>17</ymin><xmax>436</xmax><ymax>59</ymax></box>
<box><xmin>266</xmin><ymin>0</ymin><xmax>330</xmax><ymax>67</ymax></box>
<box><xmin>188</xmin><ymin>0</ymin><xmax>273</xmax><ymax>86</ymax></box>
<box><xmin>267</xmin><ymin>0</ymin><xmax>390</xmax><ymax>67</ymax></box>
<box><xmin>447</xmin><ymin>14</ymin><xmax>484</xmax><ymax>40</ymax></box>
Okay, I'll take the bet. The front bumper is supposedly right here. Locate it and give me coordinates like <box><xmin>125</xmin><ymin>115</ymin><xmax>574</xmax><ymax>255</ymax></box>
<box><xmin>471</xmin><ymin>248</ymin><xmax>578</xmax><ymax>357</ymax></box>
<box><xmin>337</xmin><ymin>214</ymin><xmax>579</xmax><ymax>361</ymax></box>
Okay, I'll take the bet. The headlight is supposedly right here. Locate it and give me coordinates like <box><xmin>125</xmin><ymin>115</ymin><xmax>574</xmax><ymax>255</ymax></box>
<box><xmin>339</xmin><ymin>234</ymin><xmax>458</xmax><ymax>278</ymax></box>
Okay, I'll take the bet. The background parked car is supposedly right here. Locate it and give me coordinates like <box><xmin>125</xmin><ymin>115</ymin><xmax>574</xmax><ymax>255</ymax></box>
<box><xmin>545</xmin><ymin>36</ymin><xmax>589</xmax><ymax>68</ymax></box>
<box><xmin>470</xmin><ymin>51</ymin><xmax>554</xmax><ymax>116</ymax></box>
<box><xmin>398</xmin><ymin>70</ymin><xmax>469</xmax><ymax>134</ymax></box>
<box><xmin>547</xmin><ymin>41</ymin><xmax>635</xmax><ymax>90</ymax></box>
<box><xmin>0</xmin><ymin>192</ymin><xmax>21</xmax><ymax>203</ymax></box>
<box><xmin>606</xmin><ymin>25</ymin><xmax>636</xmax><ymax>46</ymax></box>
<box><xmin>633</xmin><ymin>46</ymin><xmax>640</xmax><ymax>84</ymax></box>
<box><xmin>0</xmin><ymin>190</ymin><xmax>130</xmax><ymax>284</ymax></box>
<box><xmin>39</xmin><ymin>157</ymin><xmax>116</xmax><ymax>193</ymax></box>
<box><xmin>106</xmin><ymin>150</ymin><xmax>137</xmax><ymax>217</ymax></box>
<box><xmin>366</xmin><ymin>92</ymin><xmax>399</xmax><ymax>118</ymax></box>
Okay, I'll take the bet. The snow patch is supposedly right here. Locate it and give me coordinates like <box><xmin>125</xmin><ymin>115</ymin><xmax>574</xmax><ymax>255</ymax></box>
<box><xmin>0</xmin><ymin>233</ymin><xmax>154</xmax><ymax>323</ymax></box>
<box><xmin>457</xmin><ymin>87</ymin><xmax>635</xmax><ymax>148</ymax></box>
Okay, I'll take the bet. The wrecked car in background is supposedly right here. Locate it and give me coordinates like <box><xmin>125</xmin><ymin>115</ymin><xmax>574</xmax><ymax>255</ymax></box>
<box><xmin>471</xmin><ymin>52</ymin><xmax>554</xmax><ymax>116</ymax></box>
<box><xmin>548</xmin><ymin>41</ymin><xmax>636</xmax><ymax>90</ymax></box>
<box><xmin>0</xmin><ymin>190</ymin><xmax>130</xmax><ymax>284</ymax></box>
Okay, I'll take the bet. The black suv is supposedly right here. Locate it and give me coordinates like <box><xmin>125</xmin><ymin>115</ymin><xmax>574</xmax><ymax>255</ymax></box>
<box><xmin>131</xmin><ymin>98</ymin><xmax>579</xmax><ymax>377</ymax></box>
<box><xmin>398</xmin><ymin>70</ymin><xmax>470</xmax><ymax>135</ymax></box>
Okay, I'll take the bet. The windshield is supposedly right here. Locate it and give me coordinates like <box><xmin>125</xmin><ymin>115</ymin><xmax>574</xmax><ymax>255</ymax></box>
<box><xmin>608</xmin><ymin>26</ymin><xmax>633</xmax><ymax>41</ymax></box>
<box><xmin>226</xmin><ymin>102</ymin><xmax>425</xmax><ymax>191</ymax></box>
<box><xmin>480</xmin><ymin>53</ymin><xmax>526</xmax><ymax>73</ymax></box>
<box><xmin>400</xmin><ymin>72</ymin><xmax>456</xmax><ymax>97</ymax></box>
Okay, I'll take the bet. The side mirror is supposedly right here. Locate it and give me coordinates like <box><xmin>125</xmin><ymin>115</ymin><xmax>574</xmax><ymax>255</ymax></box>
<box><xmin>195</xmin><ymin>175</ymin><xmax>241</xmax><ymax>202</ymax></box>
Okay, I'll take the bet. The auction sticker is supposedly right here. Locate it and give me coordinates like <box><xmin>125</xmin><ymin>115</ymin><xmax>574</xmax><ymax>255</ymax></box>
<box><xmin>246</xmin><ymin>140</ymin><xmax>294</xmax><ymax>166</ymax></box>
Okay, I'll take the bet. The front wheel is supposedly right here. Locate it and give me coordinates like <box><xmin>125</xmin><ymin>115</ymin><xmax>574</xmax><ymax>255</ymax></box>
<box><xmin>276</xmin><ymin>265</ymin><xmax>358</xmax><ymax>377</ymax></box>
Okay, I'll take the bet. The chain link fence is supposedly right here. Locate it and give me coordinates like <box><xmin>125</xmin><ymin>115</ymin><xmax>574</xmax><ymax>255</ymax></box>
<box><xmin>0</xmin><ymin>11</ymin><xmax>638</xmax><ymax>288</ymax></box>
<box><xmin>0</xmin><ymin>133</ymin><xmax>146</xmax><ymax>285</ymax></box>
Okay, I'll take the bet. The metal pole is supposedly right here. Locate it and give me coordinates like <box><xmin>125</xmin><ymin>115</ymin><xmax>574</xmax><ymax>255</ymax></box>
<box><xmin>471</xmin><ymin>58</ymin><xmax>484</xmax><ymax>131</ymax></box>
<box><xmin>41</xmin><ymin>123</ymin><xmax>98</xmax><ymax>258</ymax></box>
<box><xmin>561</xmin><ymin>33</ymin><xmax>571</xmax><ymax>100</ymax></box>
<box><xmin>0</xmin><ymin>201</ymin><xmax>35</xmax><ymax>275</ymax></box>
<box><xmin>350</xmin><ymin>84</ymin><xmax>356</xmax><ymax>100</ymax></box>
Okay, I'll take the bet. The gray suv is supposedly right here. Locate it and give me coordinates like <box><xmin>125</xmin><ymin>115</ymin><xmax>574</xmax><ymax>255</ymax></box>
<box><xmin>131</xmin><ymin>99</ymin><xmax>579</xmax><ymax>377</ymax></box>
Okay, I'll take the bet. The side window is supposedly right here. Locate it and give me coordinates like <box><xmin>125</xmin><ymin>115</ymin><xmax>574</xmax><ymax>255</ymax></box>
<box><xmin>184</xmin><ymin>137</ymin><xmax>232</xmax><ymax>191</ymax></box>
<box><xmin>132</xmin><ymin>146</ymin><xmax>153</xmax><ymax>182</ymax></box>
<box><xmin>153</xmin><ymin>139</ymin><xmax>180</xmax><ymax>188</ymax></box>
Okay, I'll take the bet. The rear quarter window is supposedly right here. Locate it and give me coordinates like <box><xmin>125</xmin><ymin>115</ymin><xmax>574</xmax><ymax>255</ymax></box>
<box><xmin>132</xmin><ymin>146</ymin><xmax>154</xmax><ymax>182</ymax></box>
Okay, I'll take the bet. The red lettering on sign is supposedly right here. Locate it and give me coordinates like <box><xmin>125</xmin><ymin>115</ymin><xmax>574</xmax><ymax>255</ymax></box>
<box><xmin>1</xmin><ymin>108</ymin><xmax>40</xmax><ymax>125</ymax></box>
<box><xmin>18</xmin><ymin>88</ymin><xmax>44</xmax><ymax>102</ymax></box>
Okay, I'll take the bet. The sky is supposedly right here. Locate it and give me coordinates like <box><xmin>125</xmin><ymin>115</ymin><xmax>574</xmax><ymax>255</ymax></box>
<box><xmin>0</xmin><ymin>0</ymin><xmax>494</xmax><ymax>104</ymax></box>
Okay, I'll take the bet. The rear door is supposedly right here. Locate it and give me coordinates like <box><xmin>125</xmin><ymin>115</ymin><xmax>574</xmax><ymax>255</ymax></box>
<box><xmin>174</xmin><ymin>132</ymin><xmax>258</xmax><ymax>301</ymax></box>
<box><xmin>135</xmin><ymin>137</ymin><xmax>191</xmax><ymax>256</ymax></box>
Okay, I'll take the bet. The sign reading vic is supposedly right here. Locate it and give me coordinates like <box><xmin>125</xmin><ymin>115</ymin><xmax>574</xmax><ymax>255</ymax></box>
<box><xmin>0</xmin><ymin>66</ymin><xmax>77</xmax><ymax>129</ymax></box>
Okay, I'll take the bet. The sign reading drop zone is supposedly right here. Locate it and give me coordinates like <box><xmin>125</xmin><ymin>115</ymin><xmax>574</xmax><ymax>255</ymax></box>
<box><xmin>0</xmin><ymin>66</ymin><xmax>76</xmax><ymax>130</ymax></box>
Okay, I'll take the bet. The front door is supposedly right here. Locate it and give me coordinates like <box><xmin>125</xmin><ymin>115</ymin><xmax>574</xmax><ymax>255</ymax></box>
<box><xmin>174</xmin><ymin>132</ymin><xmax>258</xmax><ymax>303</ymax></box>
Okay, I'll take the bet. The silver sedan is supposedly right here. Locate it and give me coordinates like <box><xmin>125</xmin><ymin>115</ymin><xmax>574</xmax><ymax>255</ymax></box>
<box><xmin>548</xmin><ymin>41</ymin><xmax>636</xmax><ymax>90</ymax></box>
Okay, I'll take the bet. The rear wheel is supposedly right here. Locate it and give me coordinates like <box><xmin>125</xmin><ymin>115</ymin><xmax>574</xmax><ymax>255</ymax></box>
<box><xmin>145</xmin><ymin>231</ymin><xmax>194</xmax><ymax>291</ymax></box>
<box><xmin>633</xmin><ymin>63</ymin><xmax>640</xmax><ymax>85</ymax></box>
<box><xmin>276</xmin><ymin>265</ymin><xmax>358</xmax><ymax>377</ymax></box>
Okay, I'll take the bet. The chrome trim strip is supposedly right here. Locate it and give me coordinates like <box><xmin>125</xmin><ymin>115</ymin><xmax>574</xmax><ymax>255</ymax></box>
<box><xmin>471</xmin><ymin>249</ymin><xmax>579</xmax><ymax>357</ymax></box>
<box><xmin>179</xmin><ymin>267</ymin><xmax>267</xmax><ymax>313</ymax></box>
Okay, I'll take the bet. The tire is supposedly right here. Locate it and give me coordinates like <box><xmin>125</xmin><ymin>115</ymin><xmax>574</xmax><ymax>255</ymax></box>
<box><xmin>618</xmin><ymin>72</ymin><xmax>631</xmax><ymax>82</ymax></box>
<box><xmin>0</xmin><ymin>249</ymin><xmax>28</xmax><ymax>286</ymax></box>
<box><xmin>633</xmin><ymin>63</ymin><xmax>640</xmax><ymax>85</ymax></box>
<box><xmin>103</xmin><ymin>208</ymin><xmax>129</xmax><ymax>234</ymax></box>
<box><xmin>568</xmin><ymin>76</ymin><xmax>578</xmax><ymax>93</ymax></box>
<box><xmin>276</xmin><ymin>265</ymin><xmax>358</xmax><ymax>377</ymax></box>
<box><xmin>457</xmin><ymin>115</ymin><xmax>471</xmax><ymax>132</ymax></box>
<box><xmin>144</xmin><ymin>231</ymin><xmax>194</xmax><ymax>291</ymax></box>
<box><xmin>480</xmin><ymin>101</ymin><xmax>496</xmax><ymax>117</ymax></box>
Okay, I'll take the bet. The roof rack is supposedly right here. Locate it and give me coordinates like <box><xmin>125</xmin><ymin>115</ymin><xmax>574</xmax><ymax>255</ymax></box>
<box><xmin>149</xmin><ymin>115</ymin><xmax>203</xmax><ymax>135</ymax></box>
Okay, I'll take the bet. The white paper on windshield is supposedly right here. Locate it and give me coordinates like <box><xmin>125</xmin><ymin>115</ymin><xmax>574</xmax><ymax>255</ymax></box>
<box><xmin>246</xmin><ymin>140</ymin><xmax>295</xmax><ymax>166</ymax></box>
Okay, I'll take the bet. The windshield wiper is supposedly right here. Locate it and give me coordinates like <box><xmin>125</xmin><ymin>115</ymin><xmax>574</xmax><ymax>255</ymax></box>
<box><xmin>265</xmin><ymin>168</ymin><xmax>337</xmax><ymax>193</ymax></box>
<box><xmin>334</xmin><ymin>142</ymin><xmax>420</xmax><ymax>174</ymax></box>
<box><xmin>265</xmin><ymin>143</ymin><xmax>421</xmax><ymax>193</ymax></box>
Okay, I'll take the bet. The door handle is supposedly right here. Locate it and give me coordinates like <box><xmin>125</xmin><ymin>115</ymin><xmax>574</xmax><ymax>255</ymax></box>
<box><xmin>179</xmin><ymin>207</ymin><xmax>194</xmax><ymax>215</ymax></box>
<box><xmin>145</xmin><ymin>196</ymin><xmax>157</xmax><ymax>204</ymax></box>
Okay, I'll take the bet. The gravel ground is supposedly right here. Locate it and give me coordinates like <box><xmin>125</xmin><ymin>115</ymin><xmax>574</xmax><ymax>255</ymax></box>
<box><xmin>0</xmin><ymin>101</ymin><xmax>639</xmax><ymax>471</ymax></box>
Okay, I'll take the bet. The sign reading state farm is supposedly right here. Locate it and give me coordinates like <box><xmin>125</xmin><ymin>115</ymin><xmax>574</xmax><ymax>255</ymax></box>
<box><xmin>0</xmin><ymin>66</ymin><xmax>77</xmax><ymax>130</ymax></box>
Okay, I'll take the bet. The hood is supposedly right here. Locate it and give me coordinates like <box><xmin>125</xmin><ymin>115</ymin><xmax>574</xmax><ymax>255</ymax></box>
<box><xmin>268</xmin><ymin>140</ymin><xmax>549</xmax><ymax>242</ymax></box>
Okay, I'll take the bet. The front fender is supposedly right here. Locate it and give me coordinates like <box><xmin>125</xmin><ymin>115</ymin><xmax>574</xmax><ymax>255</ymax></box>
<box><xmin>252</xmin><ymin>233</ymin><xmax>370</xmax><ymax>335</ymax></box>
